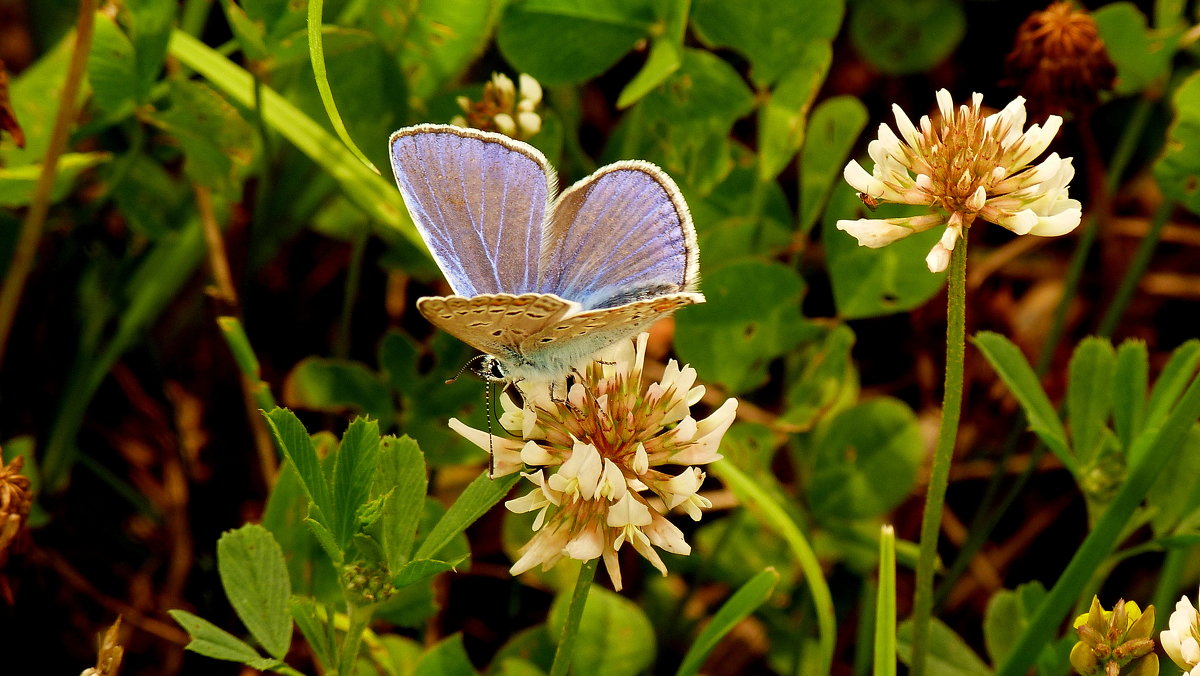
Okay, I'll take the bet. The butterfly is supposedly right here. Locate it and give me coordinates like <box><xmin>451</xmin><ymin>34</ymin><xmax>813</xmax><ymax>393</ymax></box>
<box><xmin>388</xmin><ymin>123</ymin><xmax>704</xmax><ymax>385</ymax></box>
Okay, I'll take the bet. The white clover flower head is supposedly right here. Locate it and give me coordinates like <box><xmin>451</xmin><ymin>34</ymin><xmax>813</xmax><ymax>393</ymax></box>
<box><xmin>1162</xmin><ymin>588</ymin><xmax>1200</xmax><ymax>672</ymax></box>
<box><xmin>449</xmin><ymin>72</ymin><xmax>545</xmax><ymax>141</ymax></box>
<box><xmin>450</xmin><ymin>332</ymin><xmax>738</xmax><ymax>591</ymax></box>
<box><xmin>837</xmin><ymin>89</ymin><xmax>1082</xmax><ymax>273</ymax></box>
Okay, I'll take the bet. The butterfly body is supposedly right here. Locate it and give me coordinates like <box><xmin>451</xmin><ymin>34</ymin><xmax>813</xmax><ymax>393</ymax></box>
<box><xmin>389</xmin><ymin>124</ymin><xmax>703</xmax><ymax>382</ymax></box>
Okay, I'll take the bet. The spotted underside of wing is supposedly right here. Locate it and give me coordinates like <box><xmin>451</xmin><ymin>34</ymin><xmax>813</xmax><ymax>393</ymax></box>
<box><xmin>518</xmin><ymin>292</ymin><xmax>704</xmax><ymax>355</ymax></box>
<box><xmin>416</xmin><ymin>293</ymin><xmax>580</xmax><ymax>356</ymax></box>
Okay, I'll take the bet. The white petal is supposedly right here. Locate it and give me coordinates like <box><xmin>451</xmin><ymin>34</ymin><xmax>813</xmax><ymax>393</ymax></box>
<box><xmin>992</xmin><ymin>208</ymin><xmax>1038</xmax><ymax>235</ymax></box>
<box><xmin>836</xmin><ymin>214</ymin><xmax>945</xmax><ymax>248</ymax></box>
<box><xmin>892</xmin><ymin>103</ymin><xmax>920</xmax><ymax>146</ymax></box>
<box><xmin>843</xmin><ymin>160</ymin><xmax>883</xmax><ymax>196</ymax></box>
<box><xmin>935</xmin><ymin>89</ymin><xmax>955</xmax><ymax>122</ymax></box>
<box><xmin>1028</xmin><ymin>206</ymin><xmax>1081</xmax><ymax>236</ymax></box>
<box><xmin>925</xmin><ymin>242</ymin><xmax>951</xmax><ymax>273</ymax></box>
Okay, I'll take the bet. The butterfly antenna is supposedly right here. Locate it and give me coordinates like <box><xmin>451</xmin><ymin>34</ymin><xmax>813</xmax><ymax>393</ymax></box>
<box><xmin>446</xmin><ymin>354</ymin><xmax>488</xmax><ymax>384</ymax></box>
<box><xmin>484</xmin><ymin>379</ymin><xmax>496</xmax><ymax>478</ymax></box>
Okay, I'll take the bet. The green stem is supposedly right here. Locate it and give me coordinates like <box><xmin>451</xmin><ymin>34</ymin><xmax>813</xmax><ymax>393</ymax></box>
<box><xmin>1034</xmin><ymin>98</ymin><xmax>1153</xmax><ymax>375</ymax></box>
<box><xmin>996</xmin><ymin>369</ymin><xmax>1200</xmax><ymax>676</ymax></box>
<box><xmin>874</xmin><ymin>526</ymin><xmax>897</xmax><ymax>676</ymax></box>
<box><xmin>0</xmin><ymin>0</ymin><xmax>96</xmax><ymax>370</ymax></box>
<box><xmin>336</xmin><ymin>602</ymin><xmax>373</xmax><ymax>676</ymax></box>
<box><xmin>549</xmin><ymin>558</ymin><xmax>599</xmax><ymax>676</ymax></box>
<box><xmin>713</xmin><ymin>459</ymin><xmax>836</xmax><ymax>674</ymax></box>
<box><xmin>910</xmin><ymin>235</ymin><xmax>968</xmax><ymax>676</ymax></box>
<box><xmin>1096</xmin><ymin>200</ymin><xmax>1173</xmax><ymax>338</ymax></box>
<box><xmin>1152</xmin><ymin>547</ymin><xmax>1188</xmax><ymax>630</ymax></box>
<box><xmin>334</xmin><ymin>227</ymin><xmax>367</xmax><ymax>359</ymax></box>
<box><xmin>180</xmin><ymin>0</ymin><xmax>212</xmax><ymax>36</ymax></box>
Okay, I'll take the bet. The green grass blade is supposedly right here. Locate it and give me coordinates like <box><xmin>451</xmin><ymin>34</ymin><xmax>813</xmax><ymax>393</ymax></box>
<box><xmin>675</xmin><ymin>568</ymin><xmax>779</xmax><ymax>676</ymax></box>
<box><xmin>712</xmin><ymin>459</ymin><xmax>836</xmax><ymax>675</ymax></box>
<box><xmin>874</xmin><ymin>525</ymin><xmax>896</xmax><ymax>676</ymax></box>
<box><xmin>306</xmin><ymin>0</ymin><xmax>381</xmax><ymax>175</ymax></box>
<box><xmin>414</xmin><ymin>470</ymin><xmax>521</xmax><ymax>560</ymax></box>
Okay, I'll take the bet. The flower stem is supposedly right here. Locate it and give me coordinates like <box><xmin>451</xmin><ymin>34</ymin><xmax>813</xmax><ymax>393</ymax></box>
<box><xmin>910</xmin><ymin>235</ymin><xmax>968</xmax><ymax>676</ymax></box>
<box><xmin>1096</xmin><ymin>199</ymin><xmax>1172</xmax><ymax>338</ymax></box>
<box><xmin>549</xmin><ymin>558</ymin><xmax>599</xmax><ymax>676</ymax></box>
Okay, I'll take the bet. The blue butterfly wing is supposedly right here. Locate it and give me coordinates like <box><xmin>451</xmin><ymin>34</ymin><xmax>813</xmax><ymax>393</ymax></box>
<box><xmin>538</xmin><ymin>160</ymin><xmax>700</xmax><ymax>310</ymax></box>
<box><xmin>389</xmin><ymin>124</ymin><xmax>553</xmax><ymax>296</ymax></box>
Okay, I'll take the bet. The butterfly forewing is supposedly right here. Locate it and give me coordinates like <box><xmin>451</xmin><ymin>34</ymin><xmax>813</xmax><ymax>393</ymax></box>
<box><xmin>539</xmin><ymin>161</ymin><xmax>699</xmax><ymax>310</ymax></box>
<box><xmin>390</xmin><ymin>125</ymin><xmax>554</xmax><ymax>297</ymax></box>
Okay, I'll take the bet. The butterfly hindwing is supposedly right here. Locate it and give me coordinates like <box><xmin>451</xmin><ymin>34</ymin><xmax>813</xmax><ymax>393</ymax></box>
<box><xmin>417</xmin><ymin>293</ymin><xmax>580</xmax><ymax>356</ymax></box>
<box><xmin>538</xmin><ymin>160</ymin><xmax>699</xmax><ymax>310</ymax></box>
<box><xmin>520</xmin><ymin>293</ymin><xmax>705</xmax><ymax>355</ymax></box>
<box><xmin>390</xmin><ymin>124</ymin><xmax>555</xmax><ymax>297</ymax></box>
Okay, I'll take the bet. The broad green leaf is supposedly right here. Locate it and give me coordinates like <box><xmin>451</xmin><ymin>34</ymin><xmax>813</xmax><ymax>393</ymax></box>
<box><xmin>496</xmin><ymin>657</ymin><xmax>548</xmax><ymax>676</ymax></box>
<box><xmin>414</xmin><ymin>634</ymin><xmax>479</xmax><ymax>676</ymax></box>
<box><xmin>972</xmin><ymin>332</ymin><xmax>1074</xmax><ymax>472</ymax></box>
<box><xmin>378</xmin><ymin>635</ymin><xmax>425</xmax><ymax>676</ymax></box>
<box><xmin>676</xmin><ymin>569</ymin><xmax>779</xmax><ymax>676</ymax></box>
<box><xmin>1067</xmin><ymin>337</ymin><xmax>1116</xmax><ymax>464</ymax></box>
<box><xmin>616</xmin><ymin>34</ymin><xmax>682</xmax><ymax>109</ymax></box>
<box><xmin>849</xmin><ymin>0</ymin><xmax>965</xmax><ymax>75</ymax></box>
<box><xmin>690</xmin><ymin>0</ymin><xmax>842</xmax><ymax>86</ymax></box>
<box><xmin>264</xmin><ymin>408</ymin><xmax>334</xmax><ymax>529</ymax></box>
<box><xmin>2</xmin><ymin>33</ymin><xmax>77</xmax><ymax>166</ymax></box>
<box><xmin>87</xmin><ymin>13</ymin><xmax>137</xmax><ymax>119</ymax></box>
<box><xmin>798</xmin><ymin>96</ymin><xmax>868</xmax><ymax>235</ymax></box>
<box><xmin>149</xmin><ymin>80</ymin><xmax>254</xmax><ymax>197</ymax></box>
<box><xmin>169</xmin><ymin>609</ymin><xmax>274</xmax><ymax>666</ymax></box>
<box><xmin>219</xmin><ymin>0</ymin><xmax>270</xmax><ymax>61</ymax></box>
<box><xmin>606</xmin><ymin>48</ymin><xmax>754</xmax><ymax>195</ymax></box>
<box><xmin>242</xmin><ymin>0</ymin><xmax>305</xmax><ymax>42</ymax></box>
<box><xmin>897</xmin><ymin>618</ymin><xmax>992</xmax><ymax>676</ymax></box>
<box><xmin>982</xmin><ymin>582</ymin><xmax>1048</xmax><ymax>666</ymax></box>
<box><xmin>808</xmin><ymin>398</ymin><xmax>922</xmax><ymax>521</ymax></box>
<box><xmin>695</xmin><ymin>507</ymin><xmax>795</xmax><ymax>588</ymax></box>
<box><xmin>1153</xmin><ymin>72</ymin><xmax>1200</xmax><ymax>213</ymax></box>
<box><xmin>1094</xmin><ymin>2</ymin><xmax>1179</xmax><ymax>96</ymax></box>
<box><xmin>107</xmin><ymin>152</ymin><xmax>188</xmax><ymax>238</ymax></box>
<box><xmin>1143</xmin><ymin>340</ymin><xmax>1200</xmax><ymax>449</ymax></box>
<box><xmin>781</xmin><ymin>323</ymin><xmax>858</xmax><ymax>430</ymax></box>
<box><xmin>0</xmin><ymin>152</ymin><xmax>109</xmax><ymax>207</ymax></box>
<box><xmin>378</xmin><ymin>330</ymin><xmax>482</xmax><ymax>467</ymax></box>
<box><xmin>1113</xmin><ymin>340</ymin><xmax>1149</xmax><ymax>450</ymax></box>
<box><xmin>382</xmin><ymin>0</ymin><xmax>502</xmax><ymax>102</ymax></box>
<box><xmin>414</xmin><ymin>470</ymin><xmax>521</xmax><ymax>560</ymax></box>
<box><xmin>549</xmin><ymin>586</ymin><xmax>656</xmax><ymax>676</ymax></box>
<box><xmin>673</xmin><ymin>260</ymin><xmax>807</xmax><ymax>394</ymax></box>
<box><xmin>331</xmin><ymin>418</ymin><xmax>382</xmax><ymax>547</ymax></box>
<box><xmin>128</xmin><ymin>0</ymin><xmax>174</xmax><ymax>98</ymax></box>
<box><xmin>824</xmin><ymin>183</ymin><xmax>947</xmax><ymax>318</ymax></box>
<box><xmin>393</xmin><ymin>557</ymin><xmax>465</xmax><ymax>587</ymax></box>
<box><xmin>497</xmin><ymin>0</ymin><xmax>656</xmax><ymax>85</ymax></box>
<box><xmin>690</xmin><ymin>159</ymin><xmax>794</xmax><ymax>264</ymax></box>
<box><xmin>216</xmin><ymin>524</ymin><xmax>293</xmax><ymax>659</ymax></box>
<box><xmin>374</xmin><ymin>435</ymin><xmax>428</xmax><ymax>571</ymax></box>
<box><xmin>282</xmin><ymin>357</ymin><xmax>395</xmax><ymax>424</ymax></box>
<box><xmin>618</xmin><ymin>0</ymin><xmax>690</xmax><ymax>105</ymax></box>
<box><xmin>757</xmin><ymin>42</ymin><xmax>832</xmax><ymax>181</ymax></box>
<box><xmin>289</xmin><ymin>597</ymin><xmax>336</xmax><ymax>671</ymax></box>
<box><xmin>491</xmin><ymin>625</ymin><xmax>556</xmax><ymax>674</ymax></box>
